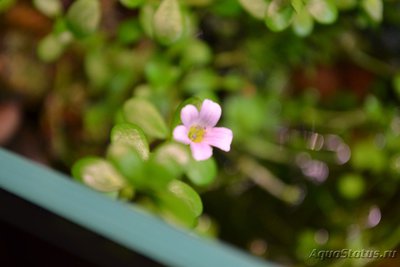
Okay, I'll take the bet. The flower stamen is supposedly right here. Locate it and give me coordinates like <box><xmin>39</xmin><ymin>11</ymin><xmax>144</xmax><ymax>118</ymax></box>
<box><xmin>188</xmin><ymin>125</ymin><xmax>206</xmax><ymax>143</ymax></box>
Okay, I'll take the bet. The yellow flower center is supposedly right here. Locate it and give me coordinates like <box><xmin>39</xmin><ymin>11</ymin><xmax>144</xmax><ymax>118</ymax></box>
<box><xmin>188</xmin><ymin>125</ymin><xmax>206</xmax><ymax>143</ymax></box>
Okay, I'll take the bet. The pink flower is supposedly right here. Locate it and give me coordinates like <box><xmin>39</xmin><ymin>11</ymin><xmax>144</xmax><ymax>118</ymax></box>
<box><xmin>173</xmin><ymin>99</ymin><xmax>233</xmax><ymax>161</ymax></box>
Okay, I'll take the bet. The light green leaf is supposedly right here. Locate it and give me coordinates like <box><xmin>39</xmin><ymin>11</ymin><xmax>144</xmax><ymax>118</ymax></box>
<box><xmin>119</xmin><ymin>0</ymin><xmax>143</xmax><ymax>9</ymax></box>
<box><xmin>33</xmin><ymin>0</ymin><xmax>62</xmax><ymax>17</ymax></box>
<box><xmin>337</xmin><ymin>173</ymin><xmax>365</xmax><ymax>199</ymax></box>
<box><xmin>265</xmin><ymin>0</ymin><xmax>294</xmax><ymax>32</ymax></box>
<box><xmin>153</xmin><ymin>0</ymin><xmax>184</xmax><ymax>44</ymax></box>
<box><xmin>362</xmin><ymin>0</ymin><xmax>383</xmax><ymax>23</ymax></box>
<box><xmin>111</xmin><ymin>123</ymin><xmax>150</xmax><ymax>160</ymax></box>
<box><xmin>37</xmin><ymin>33</ymin><xmax>66</xmax><ymax>62</ymax></box>
<box><xmin>238</xmin><ymin>0</ymin><xmax>268</xmax><ymax>20</ymax></box>
<box><xmin>157</xmin><ymin>180</ymin><xmax>203</xmax><ymax>228</ymax></box>
<box><xmin>292</xmin><ymin>7</ymin><xmax>313</xmax><ymax>36</ymax></box>
<box><xmin>139</xmin><ymin>3</ymin><xmax>156</xmax><ymax>37</ymax></box>
<box><xmin>123</xmin><ymin>98</ymin><xmax>168</xmax><ymax>139</ymax></box>
<box><xmin>307</xmin><ymin>0</ymin><xmax>337</xmax><ymax>24</ymax></box>
<box><xmin>351</xmin><ymin>139</ymin><xmax>386</xmax><ymax>173</ymax></box>
<box><xmin>0</xmin><ymin>0</ymin><xmax>15</xmax><ymax>12</ymax></box>
<box><xmin>154</xmin><ymin>142</ymin><xmax>191</xmax><ymax>178</ymax></box>
<box><xmin>66</xmin><ymin>0</ymin><xmax>101</xmax><ymax>38</ymax></box>
<box><xmin>182</xmin><ymin>69</ymin><xmax>220</xmax><ymax>93</ymax></box>
<box><xmin>72</xmin><ymin>157</ymin><xmax>126</xmax><ymax>192</ymax></box>
<box><xmin>185</xmin><ymin>157</ymin><xmax>217</xmax><ymax>186</ymax></box>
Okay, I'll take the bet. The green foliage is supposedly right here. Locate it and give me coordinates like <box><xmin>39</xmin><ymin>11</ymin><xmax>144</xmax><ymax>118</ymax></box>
<box><xmin>123</xmin><ymin>98</ymin><xmax>169</xmax><ymax>139</ymax></box>
<box><xmin>19</xmin><ymin>0</ymin><xmax>400</xmax><ymax>264</ymax></box>
<box><xmin>66</xmin><ymin>0</ymin><xmax>101</xmax><ymax>38</ymax></box>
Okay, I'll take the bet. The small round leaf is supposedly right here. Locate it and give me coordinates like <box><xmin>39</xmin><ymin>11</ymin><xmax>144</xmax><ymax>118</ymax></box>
<box><xmin>111</xmin><ymin>123</ymin><xmax>150</xmax><ymax>160</ymax></box>
<box><xmin>123</xmin><ymin>98</ymin><xmax>168</xmax><ymax>139</ymax></box>
<box><xmin>72</xmin><ymin>157</ymin><xmax>126</xmax><ymax>192</ymax></box>
<box><xmin>66</xmin><ymin>0</ymin><xmax>101</xmax><ymax>38</ymax></box>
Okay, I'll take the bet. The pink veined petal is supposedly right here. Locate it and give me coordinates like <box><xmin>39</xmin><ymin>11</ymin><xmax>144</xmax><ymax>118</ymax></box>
<box><xmin>173</xmin><ymin>125</ymin><xmax>190</xmax><ymax>144</ymax></box>
<box><xmin>180</xmin><ymin>104</ymin><xmax>199</xmax><ymax>127</ymax></box>
<box><xmin>190</xmin><ymin>142</ymin><xmax>213</xmax><ymax>161</ymax></box>
<box><xmin>198</xmin><ymin>99</ymin><xmax>221</xmax><ymax>128</ymax></box>
<box><xmin>204</xmin><ymin>127</ymin><xmax>233</xmax><ymax>152</ymax></box>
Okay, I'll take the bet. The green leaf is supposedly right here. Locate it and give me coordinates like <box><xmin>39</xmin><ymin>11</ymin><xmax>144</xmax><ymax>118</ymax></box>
<box><xmin>182</xmin><ymin>69</ymin><xmax>220</xmax><ymax>94</ymax></box>
<box><xmin>393</xmin><ymin>74</ymin><xmax>400</xmax><ymax>100</ymax></box>
<box><xmin>111</xmin><ymin>123</ymin><xmax>150</xmax><ymax>160</ymax></box>
<box><xmin>153</xmin><ymin>0</ymin><xmax>184</xmax><ymax>44</ymax></box>
<box><xmin>307</xmin><ymin>0</ymin><xmax>337</xmax><ymax>24</ymax></box>
<box><xmin>153</xmin><ymin>142</ymin><xmax>191</xmax><ymax>178</ymax></box>
<box><xmin>351</xmin><ymin>139</ymin><xmax>386</xmax><ymax>173</ymax></box>
<box><xmin>145</xmin><ymin>60</ymin><xmax>181</xmax><ymax>89</ymax></box>
<box><xmin>139</xmin><ymin>3</ymin><xmax>156</xmax><ymax>37</ymax></box>
<box><xmin>337</xmin><ymin>173</ymin><xmax>365</xmax><ymax>199</ymax></box>
<box><xmin>157</xmin><ymin>180</ymin><xmax>203</xmax><ymax>228</ymax></box>
<box><xmin>185</xmin><ymin>157</ymin><xmax>217</xmax><ymax>187</ymax></box>
<box><xmin>66</xmin><ymin>0</ymin><xmax>101</xmax><ymax>38</ymax></box>
<box><xmin>362</xmin><ymin>0</ymin><xmax>383</xmax><ymax>23</ymax></box>
<box><xmin>107</xmin><ymin>144</ymin><xmax>145</xmax><ymax>188</ymax></box>
<box><xmin>265</xmin><ymin>0</ymin><xmax>294</xmax><ymax>32</ymax></box>
<box><xmin>33</xmin><ymin>0</ymin><xmax>62</xmax><ymax>17</ymax></box>
<box><xmin>292</xmin><ymin>7</ymin><xmax>313</xmax><ymax>37</ymax></box>
<box><xmin>0</xmin><ymin>0</ymin><xmax>15</xmax><ymax>12</ymax></box>
<box><xmin>119</xmin><ymin>0</ymin><xmax>143</xmax><ymax>9</ymax></box>
<box><xmin>181</xmin><ymin>39</ymin><xmax>212</xmax><ymax>68</ymax></box>
<box><xmin>238</xmin><ymin>0</ymin><xmax>268</xmax><ymax>20</ymax></box>
<box><xmin>123</xmin><ymin>98</ymin><xmax>168</xmax><ymax>139</ymax></box>
<box><xmin>37</xmin><ymin>33</ymin><xmax>66</xmax><ymax>62</ymax></box>
<box><xmin>72</xmin><ymin>157</ymin><xmax>126</xmax><ymax>192</ymax></box>
<box><xmin>117</xmin><ymin>19</ymin><xmax>143</xmax><ymax>45</ymax></box>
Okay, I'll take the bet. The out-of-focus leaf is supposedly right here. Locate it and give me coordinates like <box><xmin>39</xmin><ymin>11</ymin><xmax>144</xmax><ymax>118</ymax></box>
<box><xmin>336</xmin><ymin>0</ymin><xmax>357</xmax><ymax>10</ymax></box>
<box><xmin>307</xmin><ymin>0</ymin><xmax>337</xmax><ymax>24</ymax></box>
<box><xmin>265</xmin><ymin>0</ymin><xmax>294</xmax><ymax>32</ymax></box>
<box><xmin>292</xmin><ymin>7</ymin><xmax>313</xmax><ymax>36</ymax></box>
<box><xmin>181</xmin><ymin>39</ymin><xmax>212</xmax><ymax>68</ymax></box>
<box><xmin>123</xmin><ymin>98</ymin><xmax>168</xmax><ymax>139</ymax></box>
<box><xmin>66</xmin><ymin>0</ymin><xmax>101</xmax><ymax>38</ymax></box>
<box><xmin>139</xmin><ymin>3</ymin><xmax>156</xmax><ymax>37</ymax></box>
<box><xmin>194</xmin><ymin>215</ymin><xmax>219</xmax><ymax>238</ymax></box>
<box><xmin>157</xmin><ymin>180</ymin><xmax>203</xmax><ymax>228</ymax></box>
<box><xmin>362</xmin><ymin>0</ymin><xmax>383</xmax><ymax>23</ymax></box>
<box><xmin>33</xmin><ymin>0</ymin><xmax>62</xmax><ymax>17</ymax></box>
<box><xmin>145</xmin><ymin>60</ymin><xmax>181</xmax><ymax>89</ymax></box>
<box><xmin>393</xmin><ymin>74</ymin><xmax>400</xmax><ymax>100</ymax></box>
<box><xmin>154</xmin><ymin>142</ymin><xmax>191</xmax><ymax>178</ymax></box>
<box><xmin>107</xmin><ymin>144</ymin><xmax>145</xmax><ymax>188</ymax></box>
<box><xmin>0</xmin><ymin>0</ymin><xmax>15</xmax><ymax>12</ymax></box>
<box><xmin>117</xmin><ymin>19</ymin><xmax>143</xmax><ymax>45</ymax></box>
<box><xmin>111</xmin><ymin>123</ymin><xmax>150</xmax><ymax>160</ymax></box>
<box><xmin>238</xmin><ymin>0</ymin><xmax>268</xmax><ymax>20</ymax></box>
<box><xmin>182</xmin><ymin>69</ymin><xmax>220</xmax><ymax>93</ymax></box>
<box><xmin>72</xmin><ymin>157</ymin><xmax>126</xmax><ymax>192</ymax></box>
<box><xmin>185</xmin><ymin>157</ymin><xmax>217</xmax><ymax>187</ymax></box>
<box><xmin>337</xmin><ymin>173</ymin><xmax>365</xmax><ymax>199</ymax></box>
<box><xmin>153</xmin><ymin>0</ymin><xmax>184</xmax><ymax>44</ymax></box>
<box><xmin>37</xmin><ymin>33</ymin><xmax>66</xmax><ymax>62</ymax></box>
<box><xmin>119</xmin><ymin>0</ymin><xmax>143</xmax><ymax>9</ymax></box>
<box><xmin>84</xmin><ymin>47</ymin><xmax>111</xmax><ymax>88</ymax></box>
<box><xmin>351</xmin><ymin>139</ymin><xmax>386</xmax><ymax>173</ymax></box>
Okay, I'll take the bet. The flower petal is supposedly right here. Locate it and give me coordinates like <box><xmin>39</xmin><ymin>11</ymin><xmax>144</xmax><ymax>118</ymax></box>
<box><xmin>173</xmin><ymin>125</ymin><xmax>190</xmax><ymax>144</ymax></box>
<box><xmin>204</xmin><ymin>127</ymin><xmax>233</xmax><ymax>152</ymax></box>
<box><xmin>181</xmin><ymin>104</ymin><xmax>199</xmax><ymax>127</ymax></box>
<box><xmin>190</xmin><ymin>142</ymin><xmax>213</xmax><ymax>161</ymax></box>
<box><xmin>198</xmin><ymin>99</ymin><xmax>221</xmax><ymax>127</ymax></box>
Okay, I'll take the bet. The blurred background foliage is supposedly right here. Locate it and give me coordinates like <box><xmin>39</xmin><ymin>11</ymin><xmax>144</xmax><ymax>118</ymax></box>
<box><xmin>1</xmin><ymin>0</ymin><xmax>400</xmax><ymax>266</ymax></box>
